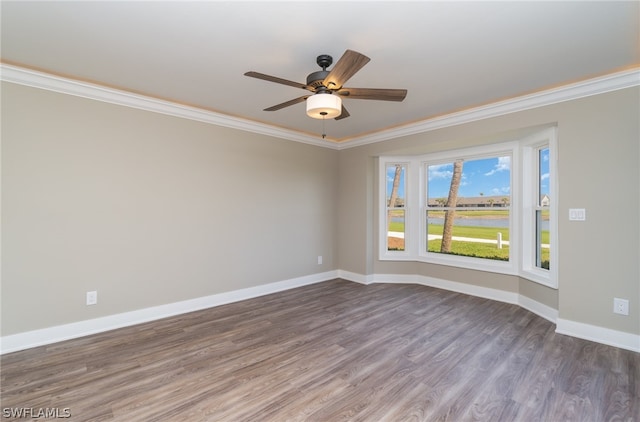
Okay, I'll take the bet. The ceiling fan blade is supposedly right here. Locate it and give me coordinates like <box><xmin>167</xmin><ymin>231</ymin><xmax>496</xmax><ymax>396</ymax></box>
<box><xmin>323</xmin><ymin>50</ymin><xmax>370</xmax><ymax>90</ymax></box>
<box><xmin>335</xmin><ymin>105</ymin><xmax>350</xmax><ymax>120</ymax></box>
<box><xmin>263</xmin><ymin>96</ymin><xmax>309</xmax><ymax>111</ymax></box>
<box><xmin>245</xmin><ymin>71</ymin><xmax>311</xmax><ymax>91</ymax></box>
<box><xmin>337</xmin><ymin>87</ymin><xmax>407</xmax><ymax>102</ymax></box>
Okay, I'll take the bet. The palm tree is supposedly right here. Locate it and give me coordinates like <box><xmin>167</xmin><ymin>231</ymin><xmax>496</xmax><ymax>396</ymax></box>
<box><xmin>388</xmin><ymin>165</ymin><xmax>402</xmax><ymax>208</ymax></box>
<box><xmin>387</xmin><ymin>165</ymin><xmax>402</xmax><ymax>228</ymax></box>
<box><xmin>441</xmin><ymin>160</ymin><xmax>463</xmax><ymax>253</ymax></box>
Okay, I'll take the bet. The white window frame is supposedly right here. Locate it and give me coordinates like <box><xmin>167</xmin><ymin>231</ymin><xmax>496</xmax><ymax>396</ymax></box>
<box><xmin>418</xmin><ymin>144</ymin><xmax>518</xmax><ymax>274</ymax></box>
<box><xmin>378</xmin><ymin>127</ymin><xmax>558</xmax><ymax>289</ymax></box>
<box><xmin>379</xmin><ymin>160</ymin><xmax>413</xmax><ymax>260</ymax></box>
<box><xmin>520</xmin><ymin>128</ymin><xmax>558</xmax><ymax>288</ymax></box>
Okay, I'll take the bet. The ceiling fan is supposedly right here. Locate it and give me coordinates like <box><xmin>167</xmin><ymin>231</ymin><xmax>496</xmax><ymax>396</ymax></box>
<box><xmin>244</xmin><ymin>50</ymin><xmax>407</xmax><ymax>120</ymax></box>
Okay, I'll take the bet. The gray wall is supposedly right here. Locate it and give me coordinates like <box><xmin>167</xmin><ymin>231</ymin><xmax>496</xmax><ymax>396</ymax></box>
<box><xmin>337</xmin><ymin>87</ymin><xmax>639</xmax><ymax>336</ymax></box>
<box><xmin>2</xmin><ymin>81</ymin><xmax>639</xmax><ymax>339</ymax></box>
<box><xmin>1</xmin><ymin>83</ymin><xmax>338</xmax><ymax>335</ymax></box>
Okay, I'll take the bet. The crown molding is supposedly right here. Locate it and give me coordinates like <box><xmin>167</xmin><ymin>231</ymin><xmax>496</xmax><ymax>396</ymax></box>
<box><xmin>2</xmin><ymin>64</ymin><xmax>638</xmax><ymax>151</ymax></box>
<box><xmin>0</xmin><ymin>64</ymin><xmax>339</xmax><ymax>150</ymax></box>
<box><xmin>338</xmin><ymin>67</ymin><xmax>640</xmax><ymax>149</ymax></box>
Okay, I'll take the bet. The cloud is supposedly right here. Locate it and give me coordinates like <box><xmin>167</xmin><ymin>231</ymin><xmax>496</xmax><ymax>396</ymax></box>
<box><xmin>428</xmin><ymin>163</ymin><xmax>453</xmax><ymax>180</ymax></box>
<box><xmin>484</xmin><ymin>156</ymin><xmax>511</xmax><ymax>176</ymax></box>
<box><xmin>541</xmin><ymin>172</ymin><xmax>550</xmax><ymax>181</ymax></box>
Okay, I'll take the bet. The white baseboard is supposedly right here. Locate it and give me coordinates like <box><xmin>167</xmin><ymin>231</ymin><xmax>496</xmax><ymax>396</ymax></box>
<box><xmin>0</xmin><ymin>270</ymin><xmax>339</xmax><ymax>355</ymax></box>
<box><xmin>518</xmin><ymin>294</ymin><xmax>558</xmax><ymax>323</ymax></box>
<box><xmin>341</xmin><ymin>271</ymin><xmax>521</xmax><ymax>305</ymax></box>
<box><xmin>3</xmin><ymin>270</ymin><xmax>638</xmax><ymax>354</ymax></box>
<box><xmin>336</xmin><ymin>269</ymin><xmax>374</xmax><ymax>285</ymax></box>
<box><xmin>556</xmin><ymin>318</ymin><xmax>640</xmax><ymax>353</ymax></box>
<box><xmin>338</xmin><ymin>271</ymin><xmax>638</xmax><ymax>353</ymax></box>
<box><xmin>375</xmin><ymin>273</ymin><xmax>520</xmax><ymax>305</ymax></box>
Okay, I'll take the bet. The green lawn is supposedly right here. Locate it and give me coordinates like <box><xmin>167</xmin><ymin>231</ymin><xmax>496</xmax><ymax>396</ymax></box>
<box><xmin>427</xmin><ymin>239</ymin><xmax>510</xmax><ymax>261</ymax></box>
<box><xmin>428</xmin><ymin>224</ymin><xmax>511</xmax><ymax>241</ymax></box>
<box><xmin>388</xmin><ymin>221</ymin><xmax>550</xmax><ymax>267</ymax></box>
<box><xmin>390</xmin><ymin>222</ymin><xmax>550</xmax><ymax>244</ymax></box>
<box><xmin>389</xmin><ymin>221</ymin><xmax>512</xmax><ymax>241</ymax></box>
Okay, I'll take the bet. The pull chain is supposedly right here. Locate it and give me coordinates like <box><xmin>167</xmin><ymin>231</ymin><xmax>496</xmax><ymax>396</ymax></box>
<box><xmin>321</xmin><ymin>111</ymin><xmax>327</xmax><ymax>139</ymax></box>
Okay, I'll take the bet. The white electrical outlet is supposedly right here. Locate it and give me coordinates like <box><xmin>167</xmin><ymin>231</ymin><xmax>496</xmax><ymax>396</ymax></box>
<box><xmin>569</xmin><ymin>208</ymin><xmax>586</xmax><ymax>221</ymax></box>
<box><xmin>613</xmin><ymin>298</ymin><xmax>629</xmax><ymax>315</ymax></box>
<box><xmin>317</xmin><ymin>255</ymin><xmax>323</xmax><ymax>265</ymax></box>
<box><xmin>86</xmin><ymin>291</ymin><xmax>98</xmax><ymax>306</ymax></box>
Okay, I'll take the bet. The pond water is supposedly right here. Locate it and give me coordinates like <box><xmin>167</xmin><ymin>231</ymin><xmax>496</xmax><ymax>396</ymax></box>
<box><xmin>392</xmin><ymin>216</ymin><xmax>549</xmax><ymax>230</ymax></box>
<box><xmin>429</xmin><ymin>217</ymin><xmax>509</xmax><ymax>228</ymax></box>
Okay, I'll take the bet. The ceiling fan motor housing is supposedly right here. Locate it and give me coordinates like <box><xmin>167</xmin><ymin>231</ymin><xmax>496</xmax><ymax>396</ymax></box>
<box><xmin>307</xmin><ymin>54</ymin><xmax>333</xmax><ymax>89</ymax></box>
<box><xmin>306</xmin><ymin>70</ymin><xmax>330</xmax><ymax>89</ymax></box>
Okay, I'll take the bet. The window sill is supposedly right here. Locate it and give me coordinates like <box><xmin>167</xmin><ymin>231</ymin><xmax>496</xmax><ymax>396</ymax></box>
<box><xmin>520</xmin><ymin>268</ymin><xmax>557</xmax><ymax>289</ymax></box>
<box><xmin>380</xmin><ymin>253</ymin><xmax>517</xmax><ymax>275</ymax></box>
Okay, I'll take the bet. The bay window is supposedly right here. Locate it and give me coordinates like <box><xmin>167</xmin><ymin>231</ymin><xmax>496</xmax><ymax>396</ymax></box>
<box><xmin>379</xmin><ymin>127</ymin><xmax>557</xmax><ymax>288</ymax></box>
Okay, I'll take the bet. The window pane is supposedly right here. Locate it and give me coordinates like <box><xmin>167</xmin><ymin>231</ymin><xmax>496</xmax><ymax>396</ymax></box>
<box><xmin>387</xmin><ymin>210</ymin><xmax>405</xmax><ymax>251</ymax></box>
<box><xmin>386</xmin><ymin>164</ymin><xmax>406</xmax><ymax>208</ymax></box>
<box><xmin>539</xmin><ymin>148</ymin><xmax>550</xmax><ymax>206</ymax></box>
<box><xmin>427</xmin><ymin>162</ymin><xmax>454</xmax><ymax>206</ymax></box>
<box><xmin>427</xmin><ymin>156</ymin><xmax>511</xmax><ymax>207</ymax></box>
<box><xmin>536</xmin><ymin>147</ymin><xmax>551</xmax><ymax>270</ymax></box>
<box><xmin>426</xmin><ymin>210</ymin><xmax>509</xmax><ymax>261</ymax></box>
<box><xmin>536</xmin><ymin>207</ymin><xmax>550</xmax><ymax>270</ymax></box>
<box><xmin>425</xmin><ymin>155</ymin><xmax>511</xmax><ymax>262</ymax></box>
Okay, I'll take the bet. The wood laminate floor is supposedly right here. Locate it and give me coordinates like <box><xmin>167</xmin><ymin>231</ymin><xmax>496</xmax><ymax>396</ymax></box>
<box><xmin>1</xmin><ymin>279</ymin><xmax>638</xmax><ymax>421</ymax></box>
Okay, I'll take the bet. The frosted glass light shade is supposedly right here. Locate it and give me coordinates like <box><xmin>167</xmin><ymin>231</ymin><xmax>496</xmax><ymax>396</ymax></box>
<box><xmin>306</xmin><ymin>94</ymin><xmax>342</xmax><ymax>119</ymax></box>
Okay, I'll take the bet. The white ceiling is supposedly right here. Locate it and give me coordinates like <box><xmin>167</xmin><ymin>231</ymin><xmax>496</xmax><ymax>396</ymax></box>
<box><xmin>2</xmin><ymin>1</ymin><xmax>638</xmax><ymax>144</ymax></box>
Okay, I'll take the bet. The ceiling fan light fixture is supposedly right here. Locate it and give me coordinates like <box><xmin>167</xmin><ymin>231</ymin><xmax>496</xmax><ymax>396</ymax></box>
<box><xmin>306</xmin><ymin>93</ymin><xmax>342</xmax><ymax>119</ymax></box>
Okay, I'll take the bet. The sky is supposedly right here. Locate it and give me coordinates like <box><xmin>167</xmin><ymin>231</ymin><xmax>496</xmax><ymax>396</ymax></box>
<box><xmin>539</xmin><ymin>148</ymin><xmax>550</xmax><ymax>197</ymax></box>
<box><xmin>386</xmin><ymin>150</ymin><xmax>550</xmax><ymax>200</ymax></box>
<box><xmin>427</xmin><ymin>156</ymin><xmax>512</xmax><ymax>198</ymax></box>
